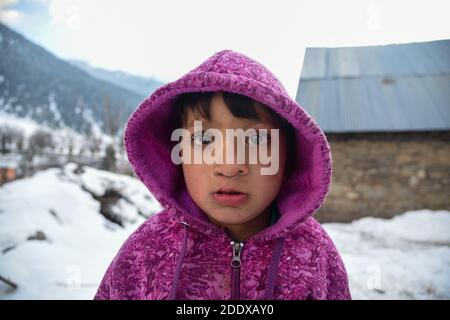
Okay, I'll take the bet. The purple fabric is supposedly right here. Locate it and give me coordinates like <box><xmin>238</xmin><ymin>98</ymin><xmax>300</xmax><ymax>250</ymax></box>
<box><xmin>263</xmin><ymin>237</ymin><xmax>285</xmax><ymax>299</ymax></box>
<box><xmin>94</xmin><ymin>50</ymin><xmax>351</xmax><ymax>300</ymax></box>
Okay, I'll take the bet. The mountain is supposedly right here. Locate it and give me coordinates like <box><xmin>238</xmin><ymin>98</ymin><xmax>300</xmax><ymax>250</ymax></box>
<box><xmin>0</xmin><ymin>23</ymin><xmax>146</xmax><ymax>136</ymax></box>
<box><xmin>69</xmin><ymin>59</ymin><xmax>164</xmax><ymax>96</ymax></box>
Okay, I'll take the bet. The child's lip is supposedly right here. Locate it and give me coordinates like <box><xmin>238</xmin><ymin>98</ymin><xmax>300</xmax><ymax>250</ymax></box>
<box><xmin>214</xmin><ymin>187</ymin><xmax>246</xmax><ymax>194</ymax></box>
<box><xmin>212</xmin><ymin>192</ymin><xmax>249</xmax><ymax>206</ymax></box>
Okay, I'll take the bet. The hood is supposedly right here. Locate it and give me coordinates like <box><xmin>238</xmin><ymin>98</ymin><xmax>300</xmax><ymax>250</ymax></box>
<box><xmin>124</xmin><ymin>49</ymin><xmax>332</xmax><ymax>241</ymax></box>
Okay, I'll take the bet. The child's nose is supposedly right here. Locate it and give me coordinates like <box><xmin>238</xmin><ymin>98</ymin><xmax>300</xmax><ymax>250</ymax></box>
<box><xmin>212</xmin><ymin>134</ymin><xmax>250</xmax><ymax>177</ymax></box>
<box><xmin>213</xmin><ymin>162</ymin><xmax>249</xmax><ymax>177</ymax></box>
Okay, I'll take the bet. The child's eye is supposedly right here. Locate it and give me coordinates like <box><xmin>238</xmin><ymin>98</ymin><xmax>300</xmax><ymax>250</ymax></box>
<box><xmin>191</xmin><ymin>131</ymin><xmax>214</xmax><ymax>146</ymax></box>
<box><xmin>246</xmin><ymin>132</ymin><xmax>271</xmax><ymax>145</ymax></box>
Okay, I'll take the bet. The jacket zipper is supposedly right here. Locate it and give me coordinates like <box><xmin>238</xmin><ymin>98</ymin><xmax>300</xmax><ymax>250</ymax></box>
<box><xmin>230</xmin><ymin>241</ymin><xmax>244</xmax><ymax>300</ymax></box>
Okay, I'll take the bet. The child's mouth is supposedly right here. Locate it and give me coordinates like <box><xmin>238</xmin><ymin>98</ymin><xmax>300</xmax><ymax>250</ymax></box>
<box><xmin>217</xmin><ymin>191</ymin><xmax>242</xmax><ymax>195</ymax></box>
<box><xmin>213</xmin><ymin>189</ymin><xmax>248</xmax><ymax>206</ymax></box>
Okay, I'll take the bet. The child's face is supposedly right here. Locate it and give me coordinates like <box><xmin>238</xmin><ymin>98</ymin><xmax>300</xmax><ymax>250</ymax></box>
<box><xmin>181</xmin><ymin>93</ymin><xmax>287</xmax><ymax>230</ymax></box>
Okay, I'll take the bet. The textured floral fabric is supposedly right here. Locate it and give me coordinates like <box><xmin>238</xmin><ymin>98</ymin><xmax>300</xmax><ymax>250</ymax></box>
<box><xmin>94</xmin><ymin>50</ymin><xmax>351</xmax><ymax>300</ymax></box>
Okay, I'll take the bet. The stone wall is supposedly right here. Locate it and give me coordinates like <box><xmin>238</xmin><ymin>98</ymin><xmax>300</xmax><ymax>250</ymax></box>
<box><xmin>315</xmin><ymin>131</ymin><xmax>450</xmax><ymax>223</ymax></box>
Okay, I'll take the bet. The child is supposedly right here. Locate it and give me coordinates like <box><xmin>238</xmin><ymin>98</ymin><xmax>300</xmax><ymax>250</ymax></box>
<box><xmin>94</xmin><ymin>50</ymin><xmax>351</xmax><ymax>300</ymax></box>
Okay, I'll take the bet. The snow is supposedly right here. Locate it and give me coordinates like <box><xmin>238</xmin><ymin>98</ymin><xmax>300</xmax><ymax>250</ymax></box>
<box><xmin>0</xmin><ymin>163</ymin><xmax>162</xmax><ymax>299</ymax></box>
<box><xmin>0</xmin><ymin>153</ymin><xmax>20</xmax><ymax>168</ymax></box>
<box><xmin>0</xmin><ymin>164</ymin><xmax>449</xmax><ymax>299</ymax></box>
<box><xmin>0</xmin><ymin>112</ymin><xmax>42</xmax><ymax>137</ymax></box>
<box><xmin>47</xmin><ymin>93</ymin><xmax>65</xmax><ymax>128</ymax></box>
<box><xmin>323</xmin><ymin>211</ymin><xmax>450</xmax><ymax>299</ymax></box>
<box><xmin>0</xmin><ymin>112</ymin><xmax>115</xmax><ymax>157</ymax></box>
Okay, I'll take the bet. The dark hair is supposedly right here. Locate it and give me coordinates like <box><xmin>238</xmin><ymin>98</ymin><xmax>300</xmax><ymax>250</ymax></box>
<box><xmin>173</xmin><ymin>91</ymin><xmax>296</xmax><ymax>177</ymax></box>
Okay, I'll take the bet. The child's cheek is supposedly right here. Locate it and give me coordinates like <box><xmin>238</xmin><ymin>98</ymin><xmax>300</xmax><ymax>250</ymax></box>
<box><xmin>182</xmin><ymin>163</ymin><xmax>208</xmax><ymax>187</ymax></box>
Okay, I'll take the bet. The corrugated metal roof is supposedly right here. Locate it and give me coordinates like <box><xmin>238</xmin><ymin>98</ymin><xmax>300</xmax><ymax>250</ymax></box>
<box><xmin>295</xmin><ymin>40</ymin><xmax>450</xmax><ymax>133</ymax></box>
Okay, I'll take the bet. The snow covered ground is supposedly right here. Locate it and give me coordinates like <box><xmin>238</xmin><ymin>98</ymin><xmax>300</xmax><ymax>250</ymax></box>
<box><xmin>323</xmin><ymin>210</ymin><xmax>450</xmax><ymax>299</ymax></box>
<box><xmin>0</xmin><ymin>164</ymin><xmax>449</xmax><ymax>299</ymax></box>
<box><xmin>0</xmin><ymin>163</ymin><xmax>161</xmax><ymax>299</ymax></box>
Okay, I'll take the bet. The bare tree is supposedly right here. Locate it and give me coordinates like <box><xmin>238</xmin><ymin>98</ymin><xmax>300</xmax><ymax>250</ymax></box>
<box><xmin>102</xmin><ymin>95</ymin><xmax>121</xmax><ymax>136</ymax></box>
<box><xmin>0</xmin><ymin>125</ymin><xmax>24</xmax><ymax>153</ymax></box>
<box><xmin>102</xmin><ymin>143</ymin><xmax>117</xmax><ymax>172</ymax></box>
<box><xmin>29</xmin><ymin>129</ymin><xmax>53</xmax><ymax>154</ymax></box>
<box><xmin>85</xmin><ymin>132</ymin><xmax>102</xmax><ymax>158</ymax></box>
<box><xmin>16</xmin><ymin>132</ymin><xmax>24</xmax><ymax>153</ymax></box>
<box><xmin>66</xmin><ymin>131</ymin><xmax>75</xmax><ymax>160</ymax></box>
<box><xmin>0</xmin><ymin>125</ymin><xmax>8</xmax><ymax>153</ymax></box>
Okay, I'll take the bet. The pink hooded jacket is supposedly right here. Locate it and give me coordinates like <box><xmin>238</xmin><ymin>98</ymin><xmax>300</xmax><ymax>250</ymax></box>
<box><xmin>94</xmin><ymin>49</ymin><xmax>351</xmax><ymax>300</ymax></box>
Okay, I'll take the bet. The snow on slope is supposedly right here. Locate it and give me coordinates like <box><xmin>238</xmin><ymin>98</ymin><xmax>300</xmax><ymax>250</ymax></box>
<box><xmin>0</xmin><ymin>163</ymin><xmax>161</xmax><ymax>299</ymax></box>
<box><xmin>0</xmin><ymin>164</ymin><xmax>449</xmax><ymax>299</ymax></box>
<box><xmin>0</xmin><ymin>112</ymin><xmax>115</xmax><ymax>156</ymax></box>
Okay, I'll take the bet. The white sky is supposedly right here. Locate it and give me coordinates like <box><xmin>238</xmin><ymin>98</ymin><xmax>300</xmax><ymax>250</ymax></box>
<box><xmin>1</xmin><ymin>0</ymin><xmax>450</xmax><ymax>97</ymax></box>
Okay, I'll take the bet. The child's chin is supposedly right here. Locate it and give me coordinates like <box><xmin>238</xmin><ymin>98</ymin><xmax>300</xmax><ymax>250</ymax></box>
<box><xmin>211</xmin><ymin>215</ymin><xmax>251</xmax><ymax>226</ymax></box>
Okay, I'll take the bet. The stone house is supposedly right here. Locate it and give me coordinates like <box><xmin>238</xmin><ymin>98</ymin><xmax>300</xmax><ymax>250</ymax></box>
<box><xmin>296</xmin><ymin>40</ymin><xmax>450</xmax><ymax>222</ymax></box>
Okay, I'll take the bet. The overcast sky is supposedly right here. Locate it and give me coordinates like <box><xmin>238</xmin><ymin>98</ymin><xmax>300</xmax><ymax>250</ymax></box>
<box><xmin>1</xmin><ymin>0</ymin><xmax>449</xmax><ymax>97</ymax></box>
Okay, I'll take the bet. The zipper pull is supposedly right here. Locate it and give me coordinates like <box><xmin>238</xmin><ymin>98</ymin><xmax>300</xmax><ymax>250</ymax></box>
<box><xmin>230</xmin><ymin>241</ymin><xmax>244</xmax><ymax>268</ymax></box>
